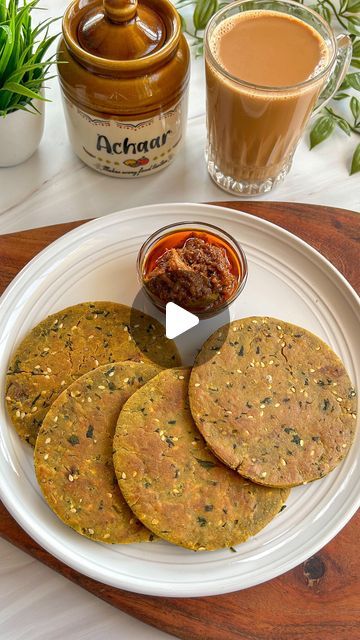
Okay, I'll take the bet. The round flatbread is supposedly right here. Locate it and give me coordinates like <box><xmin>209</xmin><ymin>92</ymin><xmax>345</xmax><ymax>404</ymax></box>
<box><xmin>35</xmin><ymin>361</ymin><xmax>161</xmax><ymax>543</ymax></box>
<box><xmin>113</xmin><ymin>368</ymin><xmax>288</xmax><ymax>551</ymax></box>
<box><xmin>189</xmin><ymin>317</ymin><xmax>357</xmax><ymax>488</ymax></box>
<box><xmin>6</xmin><ymin>301</ymin><xmax>180</xmax><ymax>445</ymax></box>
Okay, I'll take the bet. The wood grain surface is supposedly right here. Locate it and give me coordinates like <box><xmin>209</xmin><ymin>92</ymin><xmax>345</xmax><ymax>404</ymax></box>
<box><xmin>0</xmin><ymin>201</ymin><xmax>359</xmax><ymax>640</ymax></box>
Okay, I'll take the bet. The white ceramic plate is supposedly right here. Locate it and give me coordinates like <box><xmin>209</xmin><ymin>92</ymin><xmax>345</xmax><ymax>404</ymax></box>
<box><xmin>0</xmin><ymin>203</ymin><xmax>359</xmax><ymax>597</ymax></box>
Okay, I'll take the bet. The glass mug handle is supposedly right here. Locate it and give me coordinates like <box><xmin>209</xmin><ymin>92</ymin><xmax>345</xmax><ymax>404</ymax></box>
<box><xmin>313</xmin><ymin>34</ymin><xmax>352</xmax><ymax>116</ymax></box>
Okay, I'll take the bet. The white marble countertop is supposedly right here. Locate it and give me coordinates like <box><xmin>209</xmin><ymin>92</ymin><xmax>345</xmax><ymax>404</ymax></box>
<box><xmin>0</xmin><ymin>2</ymin><xmax>359</xmax><ymax>639</ymax></box>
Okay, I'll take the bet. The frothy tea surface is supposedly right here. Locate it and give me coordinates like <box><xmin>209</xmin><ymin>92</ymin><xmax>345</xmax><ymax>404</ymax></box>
<box><xmin>211</xmin><ymin>10</ymin><xmax>329</xmax><ymax>87</ymax></box>
<box><xmin>206</xmin><ymin>9</ymin><xmax>331</xmax><ymax>184</ymax></box>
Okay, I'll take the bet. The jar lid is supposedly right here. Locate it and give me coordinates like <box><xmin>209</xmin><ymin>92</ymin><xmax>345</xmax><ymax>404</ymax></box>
<box><xmin>77</xmin><ymin>0</ymin><xmax>166</xmax><ymax>61</ymax></box>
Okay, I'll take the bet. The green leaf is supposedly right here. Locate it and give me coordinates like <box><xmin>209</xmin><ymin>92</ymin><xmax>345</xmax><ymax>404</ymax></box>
<box><xmin>350</xmin><ymin>96</ymin><xmax>360</xmax><ymax>120</ymax></box>
<box><xmin>340</xmin><ymin>0</ymin><xmax>348</xmax><ymax>11</ymax></box>
<box><xmin>351</xmin><ymin>59</ymin><xmax>360</xmax><ymax>69</ymax></box>
<box><xmin>347</xmin><ymin>21</ymin><xmax>360</xmax><ymax>37</ymax></box>
<box><xmin>0</xmin><ymin>81</ymin><xmax>48</xmax><ymax>102</ymax></box>
<box><xmin>0</xmin><ymin>13</ymin><xmax>14</xmax><ymax>77</ymax></box>
<box><xmin>14</xmin><ymin>3</ymin><xmax>36</xmax><ymax>35</ymax></box>
<box><xmin>193</xmin><ymin>0</ymin><xmax>218</xmax><ymax>31</ymax></box>
<box><xmin>0</xmin><ymin>0</ymin><xmax>6</xmax><ymax>23</ymax></box>
<box><xmin>347</xmin><ymin>15</ymin><xmax>360</xmax><ymax>25</ymax></box>
<box><xmin>32</xmin><ymin>16</ymin><xmax>61</xmax><ymax>40</ymax></box>
<box><xmin>0</xmin><ymin>23</ymin><xmax>11</xmax><ymax>38</ymax></box>
<box><xmin>333</xmin><ymin>92</ymin><xmax>350</xmax><ymax>100</ymax></box>
<box><xmin>346</xmin><ymin>0</ymin><xmax>360</xmax><ymax>10</ymax></box>
<box><xmin>350</xmin><ymin>143</ymin><xmax>360</xmax><ymax>174</ymax></box>
<box><xmin>353</xmin><ymin>40</ymin><xmax>360</xmax><ymax>58</ymax></box>
<box><xmin>0</xmin><ymin>23</ymin><xmax>10</xmax><ymax>54</ymax></box>
<box><xmin>347</xmin><ymin>72</ymin><xmax>360</xmax><ymax>90</ymax></box>
<box><xmin>33</xmin><ymin>35</ymin><xmax>59</xmax><ymax>63</ymax></box>
<box><xmin>310</xmin><ymin>116</ymin><xmax>335</xmax><ymax>149</ymax></box>
<box><xmin>340</xmin><ymin>76</ymin><xmax>351</xmax><ymax>90</ymax></box>
<box><xmin>335</xmin><ymin>118</ymin><xmax>351</xmax><ymax>135</ymax></box>
<box><xmin>319</xmin><ymin>5</ymin><xmax>332</xmax><ymax>23</ymax></box>
<box><xmin>5</xmin><ymin>62</ymin><xmax>51</xmax><ymax>85</ymax></box>
<box><xmin>12</xmin><ymin>101</ymin><xmax>40</xmax><ymax>114</ymax></box>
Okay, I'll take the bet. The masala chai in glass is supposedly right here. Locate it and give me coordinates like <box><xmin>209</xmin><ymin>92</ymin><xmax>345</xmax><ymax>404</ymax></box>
<box><xmin>205</xmin><ymin>0</ymin><xmax>352</xmax><ymax>195</ymax></box>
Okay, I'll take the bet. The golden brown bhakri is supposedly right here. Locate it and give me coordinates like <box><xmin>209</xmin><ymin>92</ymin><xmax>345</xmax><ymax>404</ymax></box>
<box><xmin>113</xmin><ymin>368</ymin><xmax>289</xmax><ymax>551</ymax></box>
<box><xmin>35</xmin><ymin>361</ymin><xmax>161</xmax><ymax>543</ymax></box>
<box><xmin>189</xmin><ymin>317</ymin><xmax>357</xmax><ymax>488</ymax></box>
<box><xmin>6</xmin><ymin>301</ymin><xmax>180</xmax><ymax>445</ymax></box>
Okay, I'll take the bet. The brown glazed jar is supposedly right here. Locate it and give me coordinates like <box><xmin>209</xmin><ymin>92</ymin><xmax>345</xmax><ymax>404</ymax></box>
<box><xmin>58</xmin><ymin>0</ymin><xmax>190</xmax><ymax>177</ymax></box>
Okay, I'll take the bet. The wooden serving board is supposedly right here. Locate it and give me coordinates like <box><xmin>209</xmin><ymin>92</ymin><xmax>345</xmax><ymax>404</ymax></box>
<box><xmin>0</xmin><ymin>201</ymin><xmax>359</xmax><ymax>640</ymax></box>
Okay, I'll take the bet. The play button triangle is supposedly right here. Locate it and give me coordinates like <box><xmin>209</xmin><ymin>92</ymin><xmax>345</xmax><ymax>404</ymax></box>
<box><xmin>165</xmin><ymin>302</ymin><xmax>199</xmax><ymax>340</ymax></box>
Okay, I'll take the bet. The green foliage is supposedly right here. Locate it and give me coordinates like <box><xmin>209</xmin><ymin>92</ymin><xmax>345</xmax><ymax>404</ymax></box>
<box><xmin>193</xmin><ymin>0</ymin><xmax>218</xmax><ymax>31</ymax></box>
<box><xmin>0</xmin><ymin>0</ymin><xmax>59</xmax><ymax>116</ymax></box>
<box><xmin>310</xmin><ymin>115</ymin><xmax>336</xmax><ymax>148</ymax></box>
<box><xmin>175</xmin><ymin>0</ymin><xmax>360</xmax><ymax>174</ymax></box>
<box><xmin>350</xmin><ymin>141</ymin><xmax>360</xmax><ymax>172</ymax></box>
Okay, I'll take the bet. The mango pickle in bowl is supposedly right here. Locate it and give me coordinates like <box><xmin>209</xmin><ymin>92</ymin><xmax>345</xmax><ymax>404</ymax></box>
<box><xmin>137</xmin><ymin>221</ymin><xmax>248</xmax><ymax>318</ymax></box>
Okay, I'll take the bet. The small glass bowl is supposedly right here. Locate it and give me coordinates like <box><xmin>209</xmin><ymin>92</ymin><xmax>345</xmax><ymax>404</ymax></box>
<box><xmin>137</xmin><ymin>221</ymin><xmax>248</xmax><ymax>318</ymax></box>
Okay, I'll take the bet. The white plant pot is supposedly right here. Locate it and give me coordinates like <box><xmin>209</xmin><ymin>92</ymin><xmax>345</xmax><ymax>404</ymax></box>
<box><xmin>0</xmin><ymin>97</ymin><xmax>45</xmax><ymax>167</ymax></box>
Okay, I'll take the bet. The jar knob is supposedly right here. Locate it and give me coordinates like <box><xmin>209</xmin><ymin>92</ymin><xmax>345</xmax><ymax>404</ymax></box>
<box><xmin>103</xmin><ymin>0</ymin><xmax>138</xmax><ymax>23</ymax></box>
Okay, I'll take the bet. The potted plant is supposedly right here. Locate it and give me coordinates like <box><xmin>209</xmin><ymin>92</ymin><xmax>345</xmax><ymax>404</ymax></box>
<box><xmin>0</xmin><ymin>0</ymin><xmax>58</xmax><ymax>167</ymax></box>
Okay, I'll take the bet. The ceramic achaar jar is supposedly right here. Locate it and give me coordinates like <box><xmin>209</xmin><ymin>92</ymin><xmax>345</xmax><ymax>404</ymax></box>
<box><xmin>58</xmin><ymin>0</ymin><xmax>190</xmax><ymax>177</ymax></box>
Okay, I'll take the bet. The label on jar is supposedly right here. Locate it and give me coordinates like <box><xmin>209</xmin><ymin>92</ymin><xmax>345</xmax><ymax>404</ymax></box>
<box><xmin>62</xmin><ymin>95</ymin><xmax>188</xmax><ymax>177</ymax></box>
